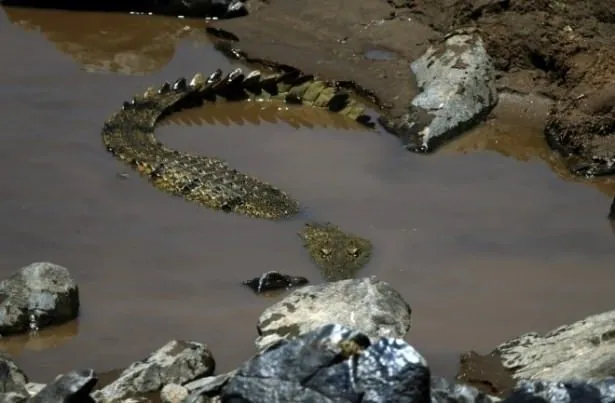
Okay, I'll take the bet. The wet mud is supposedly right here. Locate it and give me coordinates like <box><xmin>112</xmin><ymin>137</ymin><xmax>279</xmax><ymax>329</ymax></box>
<box><xmin>0</xmin><ymin>4</ymin><xmax>615</xmax><ymax>394</ymax></box>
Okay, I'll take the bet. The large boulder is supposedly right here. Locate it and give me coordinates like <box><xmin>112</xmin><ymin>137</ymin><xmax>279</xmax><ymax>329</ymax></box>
<box><xmin>380</xmin><ymin>27</ymin><xmax>498</xmax><ymax>153</ymax></box>
<box><xmin>92</xmin><ymin>340</ymin><xmax>215</xmax><ymax>402</ymax></box>
<box><xmin>494</xmin><ymin>309</ymin><xmax>615</xmax><ymax>383</ymax></box>
<box><xmin>254</xmin><ymin>277</ymin><xmax>412</xmax><ymax>351</ymax></box>
<box><xmin>219</xmin><ymin>323</ymin><xmax>500</xmax><ymax>403</ymax></box>
<box><xmin>0</xmin><ymin>0</ymin><xmax>247</xmax><ymax>19</ymax></box>
<box><xmin>0</xmin><ymin>262</ymin><xmax>79</xmax><ymax>336</ymax></box>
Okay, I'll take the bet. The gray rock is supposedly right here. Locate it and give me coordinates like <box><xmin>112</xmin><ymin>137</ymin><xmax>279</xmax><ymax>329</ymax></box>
<box><xmin>223</xmin><ymin>323</ymin><xmax>431</xmax><ymax>402</ymax></box>
<box><xmin>92</xmin><ymin>340</ymin><xmax>215</xmax><ymax>402</ymax></box>
<box><xmin>431</xmin><ymin>376</ymin><xmax>500</xmax><ymax>403</ymax></box>
<box><xmin>0</xmin><ymin>392</ymin><xmax>28</xmax><ymax>403</ymax></box>
<box><xmin>255</xmin><ymin>276</ymin><xmax>412</xmax><ymax>351</ymax></box>
<box><xmin>380</xmin><ymin>27</ymin><xmax>498</xmax><ymax>153</ymax></box>
<box><xmin>184</xmin><ymin>371</ymin><xmax>236</xmax><ymax>402</ymax></box>
<box><xmin>495</xmin><ymin>309</ymin><xmax>615</xmax><ymax>382</ymax></box>
<box><xmin>24</xmin><ymin>382</ymin><xmax>46</xmax><ymax>396</ymax></box>
<box><xmin>0</xmin><ymin>353</ymin><xmax>28</xmax><ymax>396</ymax></box>
<box><xmin>502</xmin><ymin>378</ymin><xmax>615</xmax><ymax>402</ymax></box>
<box><xmin>28</xmin><ymin>369</ymin><xmax>97</xmax><ymax>403</ymax></box>
<box><xmin>0</xmin><ymin>262</ymin><xmax>80</xmax><ymax>336</ymax></box>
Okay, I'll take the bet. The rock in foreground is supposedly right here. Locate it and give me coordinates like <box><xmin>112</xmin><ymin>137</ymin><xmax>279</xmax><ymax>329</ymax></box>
<box><xmin>0</xmin><ymin>262</ymin><xmax>79</xmax><ymax>336</ymax></box>
<box><xmin>380</xmin><ymin>27</ymin><xmax>498</xmax><ymax>153</ymax></box>
<box><xmin>255</xmin><ymin>276</ymin><xmax>412</xmax><ymax>351</ymax></box>
<box><xmin>495</xmin><ymin>309</ymin><xmax>615</xmax><ymax>383</ymax></box>
<box><xmin>225</xmin><ymin>323</ymin><xmax>431</xmax><ymax>402</ymax></box>
<box><xmin>92</xmin><ymin>340</ymin><xmax>215</xmax><ymax>402</ymax></box>
<box><xmin>29</xmin><ymin>369</ymin><xmax>97</xmax><ymax>403</ymax></box>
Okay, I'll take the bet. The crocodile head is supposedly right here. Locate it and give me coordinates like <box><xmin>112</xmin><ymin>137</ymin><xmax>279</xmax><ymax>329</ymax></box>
<box><xmin>299</xmin><ymin>222</ymin><xmax>372</xmax><ymax>281</ymax></box>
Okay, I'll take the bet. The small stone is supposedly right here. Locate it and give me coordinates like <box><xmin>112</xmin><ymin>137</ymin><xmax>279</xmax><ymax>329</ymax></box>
<box><xmin>160</xmin><ymin>383</ymin><xmax>189</xmax><ymax>403</ymax></box>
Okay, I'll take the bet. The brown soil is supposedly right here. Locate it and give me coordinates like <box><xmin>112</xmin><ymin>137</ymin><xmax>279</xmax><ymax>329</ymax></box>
<box><xmin>209</xmin><ymin>0</ymin><xmax>615</xmax><ymax>177</ymax></box>
<box><xmin>205</xmin><ymin>0</ymin><xmax>615</xmax><ymax>395</ymax></box>
<box><xmin>456</xmin><ymin>351</ymin><xmax>516</xmax><ymax>397</ymax></box>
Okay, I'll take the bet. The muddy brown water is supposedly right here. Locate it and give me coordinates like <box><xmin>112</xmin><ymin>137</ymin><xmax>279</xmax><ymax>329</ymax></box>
<box><xmin>1</xmin><ymin>6</ymin><xmax>615</xmax><ymax>384</ymax></box>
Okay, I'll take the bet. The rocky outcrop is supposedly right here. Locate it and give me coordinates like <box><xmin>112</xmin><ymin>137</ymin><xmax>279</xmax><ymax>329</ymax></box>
<box><xmin>494</xmin><ymin>309</ymin><xmax>615</xmax><ymax>383</ymax></box>
<box><xmin>380</xmin><ymin>27</ymin><xmax>498</xmax><ymax>153</ymax></box>
<box><xmin>92</xmin><ymin>340</ymin><xmax>215</xmax><ymax>402</ymax></box>
<box><xmin>0</xmin><ymin>262</ymin><xmax>79</xmax><ymax>336</ymax></box>
<box><xmin>0</xmin><ymin>0</ymin><xmax>247</xmax><ymax>19</ymax></box>
<box><xmin>254</xmin><ymin>276</ymin><xmax>412</xmax><ymax>351</ymax></box>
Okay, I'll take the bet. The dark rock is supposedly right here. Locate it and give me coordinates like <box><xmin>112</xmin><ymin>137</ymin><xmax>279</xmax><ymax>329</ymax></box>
<box><xmin>0</xmin><ymin>0</ymin><xmax>247</xmax><ymax>19</ymax></box>
<box><xmin>254</xmin><ymin>277</ymin><xmax>412</xmax><ymax>351</ymax></box>
<box><xmin>609</xmin><ymin>198</ymin><xmax>615</xmax><ymax>220</ymax></box>
<box><xmin>502</xmin><ymin>378</ymin><xmax>615</xmax><ymax>403</ymax></box>
<box><xmin>380</xmin><ymin>27</ymin><xmax>498</xmax><ymax>153</ymax></box>
<box><xmin>243</xmin><ymin>271</ymin><xmax>308</xmax><ymax>294</ymax></box>
<box><xmin>0</xmin><ymin>262</ymin><xmax>80</xmax><ymax>336</ymax></box>
<box><xmin>222</xmin><ymin>323</ymin><xmax>432</xmax><ymax>402</ymax></box>
<box><xmin>28</xmin><ymin>369</ymin><xmax>97</xmax><ymax>403</ymax></box>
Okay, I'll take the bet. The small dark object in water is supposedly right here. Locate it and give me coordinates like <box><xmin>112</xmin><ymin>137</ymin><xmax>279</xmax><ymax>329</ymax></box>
<box><xmin>609</xmin><ymin>197</ymin><xmax>615</xmax><ymax>220</ymax></box>
<box><xmin>243</xmin><ymin>271</ymin><xmax>308</xmax><ymax>294</ymax></box>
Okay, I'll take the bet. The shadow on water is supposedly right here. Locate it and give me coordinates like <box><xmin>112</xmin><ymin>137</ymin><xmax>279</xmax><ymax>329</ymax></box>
<box><xmin>1</xmin><ymin>6</ymin><xmax>615</xmax><ymax>383</ymax></box>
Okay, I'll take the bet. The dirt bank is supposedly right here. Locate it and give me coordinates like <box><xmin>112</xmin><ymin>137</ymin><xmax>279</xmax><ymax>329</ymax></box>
<box><xmin>209</xmin><ymin>0</ymin><xmax>615</xmax><ymax>178</ymax></box>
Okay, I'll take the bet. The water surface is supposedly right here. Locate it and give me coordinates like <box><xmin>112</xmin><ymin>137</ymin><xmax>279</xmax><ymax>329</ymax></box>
<box><xmin>1</xmin><ymin>6</ymin><xmax>614</xmax><ymax>382</ymax></box>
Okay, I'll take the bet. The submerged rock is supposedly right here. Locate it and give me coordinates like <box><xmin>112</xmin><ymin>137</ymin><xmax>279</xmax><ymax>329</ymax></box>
<box><xmin>0</xmin><ymin>262</ymin><xmax>79</xmax><ymax>336</ymax></box>
<box><xmin>243</xmin><ymin>271</ymin><xmax>308</xmax><ymax>294</ymax></box>
<box><xmin>28</xmin><ymin>369</ymin><xmax>97</xmax><ymax>403</ymax></box>
<box><xmin>254</xmin><ymin>277</ymin><xmax>412</xmax><ymax>351</ymax></box>
<box><xmin>92</xmin><ymin>340</ymin><xmax>215</xmax><ymax>402</ymax></box>
<box><xmin>380</xmin><ymin>27</ymin><xmax>498</xmax><ymax>153</ymax></box>
<box><xmin>494</xmin><ymin>309</ymin><xmax>615</xmax><ymax>383</ymax></box>
<box><xmin>223</xmin><ymin>323</ymin><xmax>431</xmax><ymax>402</ymax></box>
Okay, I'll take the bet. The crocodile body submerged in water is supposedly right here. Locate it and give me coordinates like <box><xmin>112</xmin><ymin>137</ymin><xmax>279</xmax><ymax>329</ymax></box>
<box><xmin>102</xmin><ymin>63</ymin><xmax>375</xmax><ymax>280</ymax></box>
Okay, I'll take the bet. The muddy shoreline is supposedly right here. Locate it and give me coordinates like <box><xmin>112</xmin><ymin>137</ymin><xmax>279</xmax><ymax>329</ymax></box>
<box><xmin>209</xmin><ymin>0</ymin><xmax>615</xmax><ymax>182</ymax></box>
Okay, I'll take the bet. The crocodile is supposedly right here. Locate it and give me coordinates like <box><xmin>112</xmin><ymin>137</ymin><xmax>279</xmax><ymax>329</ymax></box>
<box><xmin>101</xmin><ymin>63</ymin><xmax>375</xmax><ymax>280</ymax></box>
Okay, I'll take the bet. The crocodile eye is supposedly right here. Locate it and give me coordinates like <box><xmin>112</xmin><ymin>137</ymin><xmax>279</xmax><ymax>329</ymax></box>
<box><xmin>320</xmin><ymin>248</ymin><xmax>332</xmax><ymax>257</ymax></box>
<box><xmin>347</xmin><ymin>247</ymin><xmax>359</xmax><ymax>257</ymax></box>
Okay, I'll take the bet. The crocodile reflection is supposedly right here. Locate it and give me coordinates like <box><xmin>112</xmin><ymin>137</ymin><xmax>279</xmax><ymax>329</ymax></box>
<box><xmin>3</xmin><ymin>7</ymin><xmax>210</xmax><ymax>75</ymax></box>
